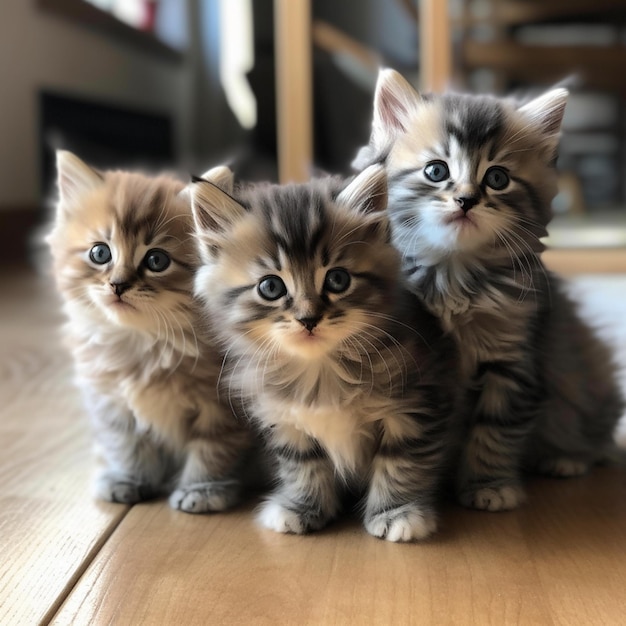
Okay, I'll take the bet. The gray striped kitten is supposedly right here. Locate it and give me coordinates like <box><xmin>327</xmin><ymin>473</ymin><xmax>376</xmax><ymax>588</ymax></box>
<box><xmin>190</xmin><ymin>165</ymin><xmax>459</xmax><ymax>541</ymax></box>
<box><xmin>355</xmin><ymin>69</ymin><xmax>624</xmax><ymax>511</ymax></box>
<box><xmin>48</xmin><ymin>152</ymin><xmax>251</xmax><ymax>513</ymax></box>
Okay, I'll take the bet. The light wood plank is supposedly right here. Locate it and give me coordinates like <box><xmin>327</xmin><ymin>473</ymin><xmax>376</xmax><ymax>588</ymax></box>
<box><xmin>0</xmin><ymin>271</ymin><xmax>129</xmax><ymax>625</ymax></box>
<box><xmin>52</xmin><ymin>469</ymin><xmax>626</xmax><ymax>625</ymax></box>
<box><xmin>312</xmin><ymin>20</ymin><xmax>381</xmax><ymax>73</ymax></box>
<box><xmin>419</xmin><ymin>0</ymin><xmax>452</xmax><ymax>92</ymax></box>
<box><xmin>274</xmin><ymin>0</ymin><xmax>313</xmax><ymax>183</ymax></box>
<box><xmin>524</xmin><ymin>474</ymin><xmax>626</xmax><ymax>625</ymax></box>
<box><xmin>463</xmin><ymin>41</ymin><xmax>626</xmax><ymax>75</ymax></box>
<box><xmin>543</xmin><ymin>248</ymin><xmax>626</xmax><ymax>275</ymax></box>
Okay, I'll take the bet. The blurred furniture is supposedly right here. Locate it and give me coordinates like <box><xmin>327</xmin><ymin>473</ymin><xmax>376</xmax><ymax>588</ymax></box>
<box><xmin>274</xmin><ymin>0</ymin><xmax>313</xmax><ymax>184</ymax></box>
<box><xmin>273</xmin><ymin>0</ymin><xmax>451</xmax><ymax>183</ymax></box>
<box><xmin>457</xmin><ymin>0</ymin><xmax>626</xmax><ymax>210</ymax></box>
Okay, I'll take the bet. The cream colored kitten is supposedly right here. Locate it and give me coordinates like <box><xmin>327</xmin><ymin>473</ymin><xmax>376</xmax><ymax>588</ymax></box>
<box><xmin>47</xmin><ymin>151</ymin><xmax>251</xmax><ymax>513</ymax></box>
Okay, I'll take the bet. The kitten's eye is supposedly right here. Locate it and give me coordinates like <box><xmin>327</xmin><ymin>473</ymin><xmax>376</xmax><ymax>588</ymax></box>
<box><xmin>324</xmin><ymin>268</ymin><xmax>351</xmax><ymax>294</ymax></box>
<box><xmin>89</xmin><ymin>243</ymin><xmax>112</xmax><ymax>265</ymax></box>
<box><xmin>144</xmin><ymin>249</ymin><xmax>170</xmax><ymax>272</ymax></box>
<box><xmin>484</xmin><ymin>166</ymin><xmax>509</xmax><ymax>190</ymax></box>
<box><xmin>424</xmin><ymin>161</ymin><xmax>450</xmax><ymax>183</ymax></box>
<box><xmin>258</xmin><ymin>275</ymin><xmax>287</xmax><ymax>301</ymax></box>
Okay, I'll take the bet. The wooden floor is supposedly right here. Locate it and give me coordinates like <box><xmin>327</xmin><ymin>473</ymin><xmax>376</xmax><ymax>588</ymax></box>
<box><xmin>2</xmin><ymin>267</ymin><xmax>626</xmax><ymax>626</ymax></box>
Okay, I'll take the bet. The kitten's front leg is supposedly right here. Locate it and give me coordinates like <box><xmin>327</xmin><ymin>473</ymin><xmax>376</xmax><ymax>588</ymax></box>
<box><xmin>457</xmin><ymin>360</ymin><xmax>538</xmax><ymax>511</ymax></box>
<box><xmin>364</xmin><ymin>413</ymin><xmax>446</xmax><ymax>542</ymax></box>
<box><xmin>87</xmin><ymin>390</ymin><xmax>167</xmax><ymax>504</ymax></box>
<box><xmin>257</xmin><ymin>425</ymin><xmax>340</xmax><ymax>535</ymax></box>
<box><xmin>169</xmin><ymin>403</ymin><xmax>251</xmax><ymax>514</ymax></box>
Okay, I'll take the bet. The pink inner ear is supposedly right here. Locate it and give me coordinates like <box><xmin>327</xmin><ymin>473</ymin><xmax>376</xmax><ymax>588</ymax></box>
<box><xmin>378</xmin><ymin>90</ymin><xmax>409</xmax><ymax>132</ymax></box>
<box><xmin>194</xmin><ymin>204</ymin><xmax>222</xmax><ymax>233</ymax></box>
<box><xmin>58</xmin><ymin>173</ymin><xmax>80</xmax><ymax>203</ymax></box>
<box><xmin>59</xmin><ymin>171</ymin><xmax>75</xmax><ymax>192</ymax></box>
<box><xmin>541</xmin><ymin>109</ymin><xmax>565</xmax><ymax>136</ymax></box>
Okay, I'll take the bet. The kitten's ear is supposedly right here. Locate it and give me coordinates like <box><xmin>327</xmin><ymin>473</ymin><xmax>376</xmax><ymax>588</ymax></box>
<box><xmin>56</xmin><ymin>150</ymin><xmax>103</xmax><ymax>206</ymax></box>
<box><xmin>370</xmin><ymin>69</ymin><xmax>422</xmax><ymax>148</ymax></box>
<box><xmin>190</xmin><ymin>180</ymin><xmax>246</xmax><ymax>238</ymax></box>
<box><xmin>198</xmin><ymin>165</ymin><xmax>234</xmax><ymax>195</ymax></box>
<box><xmin>519</xmin><ymin>88</ymin><xmax>568</xmax><ymax>154</ymax></box>
<box><xmin>337</xmin><ymin>164</ymin><xmax>388</xmax><ymax>214</ymax></box>
<box><xmin>351</xmin><ymin>145</ymin><xmax>377</xmax><ymax>171</ymax></box>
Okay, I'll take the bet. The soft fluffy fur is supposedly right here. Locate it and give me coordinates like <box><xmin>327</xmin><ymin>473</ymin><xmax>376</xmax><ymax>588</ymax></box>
<box><xmin>190</xmin><ymin>165</ymin><xmax>459</xmax><ymax>541</ymax></box>
<box><xmin>47</xmin><ymin>151</ymin><xmax>251</xmax><ymax>513</ymax></box>
<box><xmin>355</xmin><ymin>69</ymin><xmax>624</xmax><ymax>511</ymax></box>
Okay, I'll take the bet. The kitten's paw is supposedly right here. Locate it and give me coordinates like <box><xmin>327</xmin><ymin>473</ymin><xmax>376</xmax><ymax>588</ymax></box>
<box><xmin>169</xmin><ymin>481</ymin><xmax>239</xmax><ymax>514</ymax></box>
<box><xmin>536</xmin><ymin>458</ymin><xmax>589</xmax><ymax>478</ymax></box>
<box><xmin>257</xmin><ymin>501</ymin><xmax>306</xmax><ymax>534</ymax></box>
<box><xmin>94</xmin><ymin>476</ymin><xmax>153</xmax><ymax>504</ymax></box>
<box><xmin>256</xmin><ymin>500</ymin><xmax>332</xmax><ymax>535</ymax></box>
<box><xmin>365</xmin><ymin>504</ymin><xmax>437</xmax><ymax>542</ymax></box>
<box><xmin>459</xmin><ymin>484</ymin><xmax>526</xmax><ymax>512</ymax></box>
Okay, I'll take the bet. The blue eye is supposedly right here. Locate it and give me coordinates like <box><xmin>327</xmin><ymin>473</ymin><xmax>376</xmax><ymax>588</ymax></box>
<box><xmin>258</xmin><ymin>275</ymin><xmax>287</xmax><ymax>301</ymax></box>
<box><xmin>484</xmin><ymin>166</ymin><xmax>509</xmax><ymax>190</ymax></box>
<box><xmin>89</xmin><ymin>243</ymin><xmax>112</xmax><ymax>265</ymax></box>
<box><xmin>324</xmin><ymin>268</ymin><xmax>351</xmax><ymax>294</ymax></box>
<box><xmin>144</xmin><ymin>249</ymin><xmax>170</xmax><ymax>272</ymax></box>
<box><xmin>424</xmin><ymin>161</ymin><xmax>450</xmax><ymax>183</ymax></box>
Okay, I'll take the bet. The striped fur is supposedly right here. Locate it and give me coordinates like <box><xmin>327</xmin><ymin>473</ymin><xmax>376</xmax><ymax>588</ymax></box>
<box><xmin>47</xmin><ymin>151</ymin><xmax>252</xmax><ymax>513</ymax></box>
<box><xmin>191</xmin><ymin>165</ymin><xmax>459</xmax><ymax>541</ymax></box>
<box><xmin>356</xmin><ymin>70</ymin><xmax>624</xmax><ymax>511</ymax></box>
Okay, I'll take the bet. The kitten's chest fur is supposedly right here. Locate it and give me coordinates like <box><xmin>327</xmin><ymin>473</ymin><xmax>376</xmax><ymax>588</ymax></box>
<box><xmin>246</xmin><ymin>357</ymin><xmax>398</xmax><ymax>474</ymax></box>
<box><xmin>410</xmin><ymin>262</ymin><xmax>536</xmax><ymax>377</ymax></box>
<box><xmin>266</xmin><ymin>399</ymin><xmax>380</xmax><ymax>474</ymax></box>
<box><xmin>69</xmin><ymin>321</ymin><xmax>217</xmax><ymax>437</ymax></box>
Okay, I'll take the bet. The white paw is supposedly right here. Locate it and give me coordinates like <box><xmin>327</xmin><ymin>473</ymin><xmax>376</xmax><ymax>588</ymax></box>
<box><xmin>256</xmin><ymin>500</ymin><xmax>305</xmax><ymax>534</ymax></box>
<box><xmin>537</xmin><ymin>458</ymin><xmax>589</xmax><ymax>478</ymax></box>
<box><xmin>459</xmin><ymin>484</ymin><xmax>526</xmax><ymax>512</ymax></box>
<box><xmin>365</xmin><ymin>505</ymin><xmax>437</xmax><ymax>542</ymax></box>
<box><xmin>169</xmin><ymin>481</ymin><xmax>239</xmax><ymax>513</ymax></box>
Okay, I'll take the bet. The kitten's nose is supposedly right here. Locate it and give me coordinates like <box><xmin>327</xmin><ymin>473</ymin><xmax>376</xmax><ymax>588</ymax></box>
<box><xmin>454</xmin><ymin>195</ymin><xmax>479</xmax><ymax>213</ymax></box>
<box><xmin>110</xmin><ymin>281</ymin><xmax>131</xmax><ymax>296</ymax></box>
<box><xmin>297</xmin><ymin>316</ymin><xmax>322</xmax><ymax>332</ymax></box>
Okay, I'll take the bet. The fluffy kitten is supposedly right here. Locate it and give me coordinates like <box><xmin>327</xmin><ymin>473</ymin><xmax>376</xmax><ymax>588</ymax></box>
<box><xmin>190</xmin><ymin>164</ymin><xmax>459</xmax><ymax>542</ymax></box>
<box><xmin>354</xmin><ymin>69</ymin><xmax>624</xmax><ymax>511</ymax></box>
<box><xmin>47</xmin><ymin>151</ymin><xmax>251</xmax><ymax>513</ymax></box>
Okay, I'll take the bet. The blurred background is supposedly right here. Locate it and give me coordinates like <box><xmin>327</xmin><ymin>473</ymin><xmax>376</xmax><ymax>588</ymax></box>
<box><xmin>1</xmin><ymin>0</ymin><xmax>626</xmax><ymax>265</ymax></box>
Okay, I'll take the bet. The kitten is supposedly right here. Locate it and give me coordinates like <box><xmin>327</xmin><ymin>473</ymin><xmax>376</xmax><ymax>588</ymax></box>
<box><xmin>354</xmin><ymin>69</ymin><xmax>624</xmax><ymax>511</ymax></box>
<box><xmin>189</xmin><ymin>164</ymin><xmax>459</xmax><ymax>542</ymax></box>
<box><xmin>47</xmin><ymin>151</ymin><xmax>251</xmax><ymax>513</ymax></box>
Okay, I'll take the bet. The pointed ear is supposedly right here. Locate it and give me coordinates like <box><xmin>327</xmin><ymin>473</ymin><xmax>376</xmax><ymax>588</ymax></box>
<box><xmin>190</xmin><ymin>180</ymin><xmax>247</xmax><ymax>238</ymax></box>
<box><xmin>351</xmin><ymin>145</ymin><xmax>377</xmax><ymax>171</ymax></box>
<box><xmin>370</xmin><ymin>68</ymin><xmax>422</xmax><ymax>150</ymax></box>
<box><xmin>336</xmin><ymin>164</ymin><xmax>387</xmax><ymax>214</ymax></box>
<box><xmin>198</xmin><ymin>165</ymin><xmax>234</xmax><ymax>194</ymax></box>
<box><xmin>519</xmin><ymin>88</ymin><xmax>568</xmax><ymax>154</ymax></box>
<box><xmin>56</xmin><ymin>150</ymin><xmax>103</xmax><ymax>206</ymax></box>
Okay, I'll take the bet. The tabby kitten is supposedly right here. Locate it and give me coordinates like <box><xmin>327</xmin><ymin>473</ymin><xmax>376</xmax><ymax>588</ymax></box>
<box><xmin>47</xmin><ymin>151</ymin><xmax>251</xmax><ymax>513</ymax></box>
<box><xmin>190</xmin><ymin>164</ymin><xmax>459</xmax><ymax>542</ymax></box>
<box><xmin>354</xmin><ymin>69</ymin><xmax>624</xmax><ymax>512</ymax></box>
